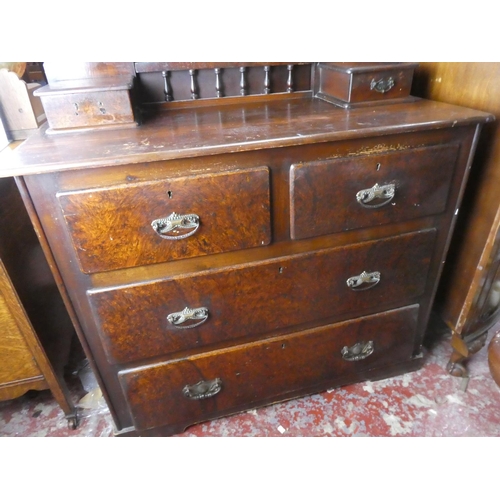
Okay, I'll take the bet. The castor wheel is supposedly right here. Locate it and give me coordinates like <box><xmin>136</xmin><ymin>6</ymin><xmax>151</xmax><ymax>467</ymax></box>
<box><xmin>66</xmin><ymin>413</ymin><xmax>79</xmax><ymax>430</ymax></box>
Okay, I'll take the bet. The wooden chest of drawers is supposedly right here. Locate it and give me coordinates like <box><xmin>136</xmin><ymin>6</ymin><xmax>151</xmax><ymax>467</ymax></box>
<box><xmin>1</xmin><ymin>64</ymin><xmax>492</xmax><ymax>436</ymax></box>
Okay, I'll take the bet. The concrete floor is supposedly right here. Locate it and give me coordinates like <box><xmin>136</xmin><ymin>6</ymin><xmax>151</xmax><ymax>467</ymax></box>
<box><xmin>1</xmin><ymin>318</ymin><xmax>499</xmax><ymax>437</ymax></box>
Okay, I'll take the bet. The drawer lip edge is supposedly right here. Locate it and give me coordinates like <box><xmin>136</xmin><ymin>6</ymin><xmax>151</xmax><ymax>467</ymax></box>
<box><xmin>118</xmin><ymin>303</ymin><xmax>420</xmax><ymax>376</ymax></box>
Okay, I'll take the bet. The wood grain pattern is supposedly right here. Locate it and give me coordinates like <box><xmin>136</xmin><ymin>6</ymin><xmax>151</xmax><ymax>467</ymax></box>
<box><xmin>43</xmin><ymin>62</ymin><xmax>135</xmax><ymax>84</ymax></box>
<box><xmin>413</xmin><ymin>63</ymin><xmax>500</xmax><ymax>375</ymax></box>
<box><xmin>0</xmin><ymin>284</ymin><xmax>42</xmax><ymax>386</ymax></box>
<box><xmin>119</xmin><ymin>304</ymin><xmax>419</xmax><ymax>432</ymax></box>
<box><xmin>7</xmin><ymin>72</ymin><xmax>492</xmax><ymax>435</ymax></box>
<box><xmin>89</xmin><ymin>230</ymin><xmax>435</xmax><ymax>364</ymax></box>
<box><xmin>316</xmin><ymin>63</ymin><xmax>417</xmax><ymax>106</ymax></box>
<box><xmin>0</xmin><ymin>98</ymin><xmax>492</xmax><ymax>178</ymax></box>
<box><xmin>290</xmin><ymin>143</ymin><xmax>459</xmax><ymax>239</ymax></box>
<box><xmin>58</xmin><ymin>167</ymin><xmax>271</xmax><ymax>273</ymax></box>
<box><xmin>40</xmin><ymin>89</ymin><xmax>135</xmax><ymax>131</ymax></box>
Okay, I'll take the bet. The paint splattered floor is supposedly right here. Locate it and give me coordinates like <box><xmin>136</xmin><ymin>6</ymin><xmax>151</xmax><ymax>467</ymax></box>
<box><xmin>1</xmin><ymin>317</ymin><xmax>499</xmax><ymax>437</ymax></box>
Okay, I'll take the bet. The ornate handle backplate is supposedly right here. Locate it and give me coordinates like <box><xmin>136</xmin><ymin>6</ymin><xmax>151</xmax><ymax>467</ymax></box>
<box><xmin>347</xmin><ymin>271</ymin><xmax>381</xmax><ymax>291</ymax></box>
<box><xmin>370</xmin><ymin>76</ymin><xmax>395</xmax><ymax>93</ymax></box>
<box><xmin>341</xmin><ymin>341</ymin><xmax>374</xmax><ymax>361</ymax></box>
<box><xmin>167</xmin><ymin>306</ymin><xmax>209</xmax><ymax>329</ymax></box>
<box><xmin>356</xmin><ymin>183</ymin><xmax>395</xmax><ymax>209</ymax></box>
<box><xmin>151</xmin><ymin>212</ymin><xmax>200</xmax><ymax>240</ymax></box>
<box><xmin>183</xmin><ymin>378</ymin><xmax>222</xmax><ymax>400</ymax></box>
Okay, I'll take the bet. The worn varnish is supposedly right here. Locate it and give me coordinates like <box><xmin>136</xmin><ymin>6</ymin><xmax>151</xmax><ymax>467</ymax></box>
<box><xmin>120</xmin><ymin>305</ymin><xmax>420</xmax><ymax>433</ymax></box>
<box><xmin>0</xmin><ymin>98</ymin><xmax>491</xmax><ymax>178</ymax></box>
<box><xmin>0</xmin><ymin>63</ymin><xmax>493</xmax><ymax>436</ymax></box>
<box><xmin>290</xmin><ymin>143</ymin><xmax>459</xmax><ymax>239</ymax></box>
<box><xmin>58</xmin><ymin>167</ymin><xmax>271</xmax><ymax>273</ymax></box>
<box><xmin>89</xmin><ymin>230</ymin><xmax>434</xmax><ymax>364</ymax></box>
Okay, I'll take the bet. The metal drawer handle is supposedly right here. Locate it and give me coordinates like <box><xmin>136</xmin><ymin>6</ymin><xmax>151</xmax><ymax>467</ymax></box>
<box><xmin>167</xmin><ymin>306</ymin><xmax>209</xmax><ymax>329</ymax></box>
<box><xmin>356</xmin><ymin>182</ymin><xmax>395</xmax><ymax>209</ymax></box>
<box><xmin>370</xmin><ymin>76</ymin><xmax>395</xmax><ymax>93</ymax></box>
<box><xmin>151</xmin><ymin>212</ymin><xmax>200</xmax><ymax>240</ymax></box>
<box><xmin>341</xmin><ymin>341</ymin><xmax>374</xmax><ymax>361</ymax></box>
<box><xmin>347</xmin><ymin>271</ymin><xmax>381</xmax><ymax>291</ymax></box>
<box><xmin>183</xmin><ymin>378</ymin><xmax>222</xmax><ymax>400</ymax></box>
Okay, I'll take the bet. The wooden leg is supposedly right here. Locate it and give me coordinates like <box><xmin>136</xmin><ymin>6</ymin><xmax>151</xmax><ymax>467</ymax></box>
<box><xmin>447</xmin><ymin>329</ymin><xmax>488</xmax><ymax>377</ymax></box>
<box><xmin>488</xmin><ymin>332</ymin><xmax>500</xmax><ymax>387</ymax></box>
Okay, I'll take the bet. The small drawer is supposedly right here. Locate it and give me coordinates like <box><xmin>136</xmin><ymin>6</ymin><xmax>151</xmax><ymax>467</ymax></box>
<box><xmin>118</xmin><ymin>304</ymin><xmax>419</xmax><ymax>432</ymax></box>
<box><xmin>315</xmin><ymin>62</ymin><xmax>418</xmax><ymax>108</ymax></box>
<box><xmin>290</xmin><ymin>143</ymin><xmax>459</xmax><ymax>240</ymax></box>
<box><xmin>57</xmin><ymin>166</ymin><xmax>271</xmax><ymax>273</ymax></box>
<box><xmin>88</xmin><ymin>229</ymin><xmax>434</xmax><ymax>364</ymax></box>
<box><xmin>35</xmin><ymin>86</ymin><xmax>137</xmax><ymax>132</ymax></box>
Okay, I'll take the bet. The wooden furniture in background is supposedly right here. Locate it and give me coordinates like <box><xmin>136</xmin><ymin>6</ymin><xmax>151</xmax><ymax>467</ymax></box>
<box><xmin>1</xmin><ymin>62</ymin><xmax>492</xmax><ymax>436</ymax></box>
<box><xmin>413</xmin><ymin>63</ymin><xmax>500</xmax><ymax>377</ymax></box>
<box><xmin>0</xmin><ymin>155</ymin><xmax>77</xmax><ymax>427</ymax></box>
<box><xmin>22</xmin><ymin>63</ymin><xmax>47</xmax><ymax>85</ymax></box>
<box><xmin>0</xmin><ymin>69</ymin><xmax>46</xmax><ymax>140</ymax></box>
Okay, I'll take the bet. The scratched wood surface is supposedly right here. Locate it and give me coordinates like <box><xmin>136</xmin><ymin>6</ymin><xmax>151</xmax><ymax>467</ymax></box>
<box><xmin>89</xmin><ymin>230</ymin><xmax>435</xmax><ymax>364</ymax></box>
<box><xmin>290</xmin><ymin>142</ymin><xmax>459</xmax><ymax>239</ymax></box>
<box><xmin>119</xmin><ymin>305</ymin><xmax>419</xmax><ymax>433</ymax></box>
<box><xmin>0</xmin><ymin>98</ymin><xmax>492</xmax><ymax>178</ymax></box>
<box><xmin>8</xmin><ymin>80</ymin><xmax>494</xmax><ymax>435</ymax></box>
<box><xmin>58</xmin><ymin>167</ymin><xmax>271</xmax><ymax>273</ymax></box>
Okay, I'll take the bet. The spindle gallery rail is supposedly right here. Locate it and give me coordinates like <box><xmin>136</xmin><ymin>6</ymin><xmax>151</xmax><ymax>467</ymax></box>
<box><xmin>134</xmin><ymin>62</ymin><xmax>312</xmax><ymax>104</ymax></box>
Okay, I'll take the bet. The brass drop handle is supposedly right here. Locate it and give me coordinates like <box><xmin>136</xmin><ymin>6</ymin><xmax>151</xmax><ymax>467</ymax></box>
<box><xmin>151</xmin><ymin>212</ymin><xmax>200</xmax><ymax>240</ymax></box>
<box><xmin>370</xmin><ymin>76</ymin><xmax>395</xmax><ymax>93</ymax></box>
<box><xmin>183</xmin><ymin>378</ymin><xmax>222</xmax><ymax>400</ymax></box>
<box><xmin>346</xmin><ymin>271</ymin><xmax>381</xmax><ymax>291</ymax></box>
<box><xmin>356</xmin><ymin>183</ymin><xmax>395</xmax><ymax>209</ymax></box>
<box><xmin>341</xmin><ymin>341</ymin><xmax>374</xmax><ymax>361</ymax></box>
<box><xmin>167</xmin><ymin>306</ymin><xmax>209</xmax><ymax>329</ymax></box>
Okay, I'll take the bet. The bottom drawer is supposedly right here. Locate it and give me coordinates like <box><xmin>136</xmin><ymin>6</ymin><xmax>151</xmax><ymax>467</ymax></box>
<box><xmin>119</xmin><ymin>304</ymin><xmax>419</xmax><ymax>433</ymax></box>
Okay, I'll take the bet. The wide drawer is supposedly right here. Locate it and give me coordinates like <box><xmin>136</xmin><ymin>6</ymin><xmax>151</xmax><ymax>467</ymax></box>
<box><xmin>119</xmin><ymin>304</ymin><xmax>419</xmax><ymax>432</ymax></box>
<box><xmin>290</xmin><ymin>143</ymin><xmax>459</xmax><ymax>240</ymax></box>
<box><xmin>57</xmin><ymin>166</ymin><xmax>271</xmax><ymax>273</ymax></box>
<box><xmin>88</xmin><ymin>229</ymin><xmax>435</xmax><ymax>364</ymax></box>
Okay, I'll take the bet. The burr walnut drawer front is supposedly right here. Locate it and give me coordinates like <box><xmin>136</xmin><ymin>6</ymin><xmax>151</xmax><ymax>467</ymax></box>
<box><xmin>57</xmin><ymin>166</ymin><xmax>271</xmax><ymax>273</ymax></box>
<box><xmin>290</xmin><ymin>143</ymin><xmax>459</xmax><ymax>240</ymax></box>
<box><xmin>88</xmin><ymin>229</ymin><xmax>435</xmax><ymax>364</ymax></box>
<box><xmin>118</xmin><ymin>304</ymin><xmax>419</xmax><ymax>432</ymax></box>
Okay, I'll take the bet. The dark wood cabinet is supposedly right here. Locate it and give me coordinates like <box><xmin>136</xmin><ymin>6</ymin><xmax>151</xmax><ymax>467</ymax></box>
<box><xmin>1</xmin><ymin>62</ymin><xmax>492</xmax><ymax>436</ymax></box>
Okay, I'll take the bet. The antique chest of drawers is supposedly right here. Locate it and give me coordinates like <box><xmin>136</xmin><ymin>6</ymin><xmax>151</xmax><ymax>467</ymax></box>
<box><xmin>1</xmin><ymin>62</ymin><xmax>492</xmax><ymax>436</ymax></box>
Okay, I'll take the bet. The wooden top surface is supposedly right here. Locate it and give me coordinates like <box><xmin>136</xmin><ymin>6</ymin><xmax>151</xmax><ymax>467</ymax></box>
<box><xmin>0</xmin><ymin>96</ymin><xmax>494</xmax><ymax>178</ymax></box>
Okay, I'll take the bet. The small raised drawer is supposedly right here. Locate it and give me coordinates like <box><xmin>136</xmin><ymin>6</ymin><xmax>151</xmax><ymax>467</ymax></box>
<box><xmin>118</xmin><ymin>304</ymin><xmax>419</xmax><ymax>432</ymax></box>
<box><xmin>290</xmin><ymin>143</ymin><xmax>459</xmax><ymax>240</ymax></box>
<box><xmin>57</xmin><ymin>166</ymin><xmax>271</xmax><ymax>273</ymax></box>
<box><xmin>315</xmin><ymin>62</ymin><xmax>418</xmax><ymax>108</ymax></box>
<box><xmin>88</xmin><ymin>229</ymin><xmax>434</xmax><ymax>364</ymax></box>
<box><xmin>35</xmin><ymin>80</ymin><xmax>137</xmax><ymax>133</ymax></box>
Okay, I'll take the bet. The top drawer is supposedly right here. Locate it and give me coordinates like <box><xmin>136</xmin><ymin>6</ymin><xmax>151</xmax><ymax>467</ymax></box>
<box><xmin>316</xmin><ymin>62</ymin><xmax>418</xmax><ymax>108</ymax></box>
<box><xmin>290</xmin><ymin>143</ymin><xmax>459</xmax><ymax>240</ymax></box>
<box><xmin>57</xmin><ymin>166</ymin><xmax>271</xmax><ymax>273</ymax></box>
